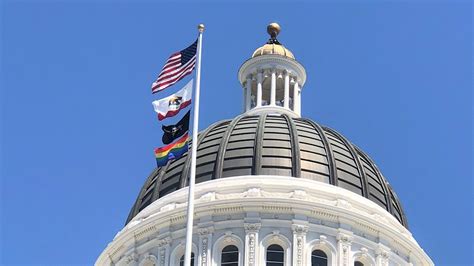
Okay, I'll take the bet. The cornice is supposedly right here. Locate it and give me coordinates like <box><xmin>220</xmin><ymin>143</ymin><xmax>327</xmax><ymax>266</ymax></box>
<box><xmin>238</xmin><ymin>55</ymin><xmax>306</xmax><ymax>86</ymax></box>
<box><xmin>96</xmin><ymin>176</ymin><xmax>431</xmax><ymax>265</ymax></box>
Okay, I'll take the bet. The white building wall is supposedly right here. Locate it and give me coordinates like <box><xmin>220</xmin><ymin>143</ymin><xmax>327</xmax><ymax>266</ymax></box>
<box><xmin>96</xmin><ymin>176</ymin><xmax>432</xmax><ymax>266</ymax></box>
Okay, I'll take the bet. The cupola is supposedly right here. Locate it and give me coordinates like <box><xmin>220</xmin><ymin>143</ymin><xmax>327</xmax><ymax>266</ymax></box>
<box><xmin>238</xmin><ymin>22</ymin><xmax>306</xmax><ymax>117</ymax></box>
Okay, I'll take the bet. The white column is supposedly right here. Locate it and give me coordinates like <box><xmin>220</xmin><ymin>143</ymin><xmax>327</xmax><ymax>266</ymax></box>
<box><xmin>245</xmin><ymin>76</ymin><xmax>252</xmax><ymax>111</ymax></box>
<box><xmin>293</xmin><ymin>81</ymin><xmax>300</xmax><ymax>114</ymax></box>
<box><xmin>292</xmin><ymin>224</ymin><xmax>308</xmax><ymax>266</ymax></box>
<box><xmin>337</xmin><ymin>231</ymin><xmax>353</xmax><ymax>266</ymax></box>
<box><xmin>270</xmin><ymin>69</ymin><xmax>276</xmax><ymax>105</ymax></box>
<box><xmin>284</xmin><ymin>72</ymin><xmax>290</xmax><ymax>108</ymax></box>
<box><xmin>158</xmin><ymin>237</ymin><xmax>172</xmax><ymax>266</ymax></box>
<box><xmin>243</xmin><ymin>86</ymin><xmax>247</xmax><ymax>112</ymax></box>
<box><xmin>198</xmin><ymin>227</ymin><xmax>214</xmax><ymax>266</ymax></box>
<box><xmin>256</xmin><ymin>72</ymin><xmax>263</xmax><ymax>107</ymax></box>
<box><xmin>376</xmin><ymin>245</ymin><xmax>390</xmax><ymax>266</ymax></box>
<box><xmin>244</xmin><ymin>223</ymin><xmax>261</xmax><ymax>266</ymax></box>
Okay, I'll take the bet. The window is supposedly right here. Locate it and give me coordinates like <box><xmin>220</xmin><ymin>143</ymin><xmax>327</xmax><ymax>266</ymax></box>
<box><xmin>179</xmin><ymin>253</ymin><xmax>194</xmax><ymax>266</ymax></box>
<box><xmin>266</xmin><ymin>244</ymin><xmax>284</xmax><ymax>266</ymax></box>
<box><xmin>311</xmin><ymin>250</ymin><xmax>328</xmax><ymax>266</ymax></box>
<box><xmin>354</xmin><ymin>262</ymin><xmax>364</xmax><ymax>266</ymax></box>
<box><xmin>221</xmin><ymin>245</ymin><xmax>239</xmax><ymax>266</ymax></box>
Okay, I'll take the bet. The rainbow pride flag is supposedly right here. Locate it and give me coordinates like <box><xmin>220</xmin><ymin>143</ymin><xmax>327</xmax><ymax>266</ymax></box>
<box><xmin>154</xmin><ymin>133</ymin><xmax>189</xmax><ymax>167</ymax></box>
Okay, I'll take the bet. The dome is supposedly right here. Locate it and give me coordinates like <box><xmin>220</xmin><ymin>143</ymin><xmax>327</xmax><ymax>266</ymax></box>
<box><xmin>251</xmin><ymin>22</ymin><xmax>295</xmax><ymax>59</ymax></box>
<box><xmin>127</xmin><ymin>112</ymin><xmax>407</xmax><ymax>227</ymax></box>
<box><xmin>252</xmin><ymin>43</ymin><xmax>295</xmax><ymax>59</ymax></box>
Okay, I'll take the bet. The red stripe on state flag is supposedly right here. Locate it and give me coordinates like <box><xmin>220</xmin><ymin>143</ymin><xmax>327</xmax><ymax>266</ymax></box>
<box><xmin>157</xmin><ymin>99</ymin><xmax>192</xmax><ymax>121</ymax></box>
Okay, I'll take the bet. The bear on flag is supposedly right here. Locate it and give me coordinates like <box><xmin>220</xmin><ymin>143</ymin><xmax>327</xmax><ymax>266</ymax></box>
<box><xmin>152</xmin><ymin>80</ymin><xmax>193</xmax><ymax>121</ymax></box>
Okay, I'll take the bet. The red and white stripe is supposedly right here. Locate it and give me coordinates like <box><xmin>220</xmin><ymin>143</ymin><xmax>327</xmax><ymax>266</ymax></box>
<box><xmin>152</xmin><ymin>53</ymin><xmax>196</xmax><ymax>93</ymax></box>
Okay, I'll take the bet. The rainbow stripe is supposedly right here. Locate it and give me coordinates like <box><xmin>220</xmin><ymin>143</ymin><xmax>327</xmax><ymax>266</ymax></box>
<box><xmin>154</xmin><ymin>133</ymin><xmax>189</xmax><ymax>167</ymax></box>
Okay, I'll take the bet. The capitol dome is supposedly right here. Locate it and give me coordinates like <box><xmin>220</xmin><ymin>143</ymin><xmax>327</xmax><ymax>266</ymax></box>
<box><xmin>97</xmin><ymin>23</ymin><xmax>432</xmax><ymax>266</ymax></box>
<box><xmin>127</xmin><ymin>112</ymin><xmax>407</xmax><ymax>228</ymax></box>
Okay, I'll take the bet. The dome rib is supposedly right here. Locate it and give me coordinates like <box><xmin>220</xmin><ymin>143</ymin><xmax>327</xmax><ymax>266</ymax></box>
<box><xmin>253</xmin><ymin>114</ymin><xmax>267</xmax><ymax>175</ymax></box>
<box><xmin>387</xmin><ymin>183</ymin><xmax>409</xmax><ymax>228</ymax></box>
<box><xmin>304</xmin><ymin>119</ymin><xmax>338</xmax><ymax>186</ymax></box>
<box><xmin>282</xmin><ymin>114</ymin><xmax>301</xmax><ymax>177</ymax></box>
<box><xmin>353</xmin><ymin>146</ymin><xmax>394</xmax><ymax>215</ymax></box>
<box><xmin>126</xmin><ymin>168</ymin><xmax>159</xmax><ymax>223</ymax></box>
<box><xmin>126</xmin><ymin>114</ymin><xmax>408</xmax><ymax>228</ymax></box>
<box><xmin>325</xmin><ymin>127</ymin><xmax>370</xmax><ymax>198</ymax></box>
<box><xmin>152</xmin><ymin>159</ymin><xmax>172</xmax><ymax>202</ymax></box>
<box><xmin>213</xmin><ymin>114</ymin><xmax>247</xmax><ymax>179</ymax></box>
<box><xmin>180</xmin><ymin>120</ymin><xmax>229</xmax><ymax>187</ymax></box>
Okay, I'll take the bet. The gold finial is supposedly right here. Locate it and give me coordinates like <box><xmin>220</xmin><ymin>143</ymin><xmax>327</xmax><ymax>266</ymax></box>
<box><xmin>267</xmin><ymin>22</ymin><xmax>281</xmax><ymax>38</ymax></box>
<box><xmin>198</xmin><ymin>24</ymin><xmax>205</xmax><ymax>33</ymax></box>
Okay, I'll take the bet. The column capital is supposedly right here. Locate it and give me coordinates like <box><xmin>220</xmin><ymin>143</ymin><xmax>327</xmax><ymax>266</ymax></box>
<box><xmin>376</xmin><ymin>244</ymin><xmax>391</xmax><ymax>266</ymax></box>
<box><xmin>336</xmin><ymin>232</ymin><xmax>353</xmax><ymax>244</ymax></box>
<box><xmin>244</xmin><ymin>223</ymin><xmax>261</xmax><ymax>233</ymax></box>
<box><xmin>158</xmin><ymin>236</ymin><xmax>172</xmax><ymax>247</ymax></box>
<box><xmin>198</xmin><ymin>226</ymin><xmax>214</xmax><ymax>236</ymax></box>
<box><xmin>291</xmin><ymin>224</ymin><xmax>308</xmax><ymax>235</ymax></box>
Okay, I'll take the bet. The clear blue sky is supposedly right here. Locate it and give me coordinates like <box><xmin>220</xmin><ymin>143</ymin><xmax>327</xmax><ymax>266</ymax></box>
<box><xmin>1</xmin><ymin>1</ymin><xmax>472</xmax><ymax>265</ymax></box>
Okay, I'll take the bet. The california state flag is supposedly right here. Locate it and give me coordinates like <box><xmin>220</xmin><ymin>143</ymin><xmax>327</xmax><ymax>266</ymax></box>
<box><xmin>152</xmin><ymin>79</ymin><xmax>193</xmax><ymax>121</ymax></box>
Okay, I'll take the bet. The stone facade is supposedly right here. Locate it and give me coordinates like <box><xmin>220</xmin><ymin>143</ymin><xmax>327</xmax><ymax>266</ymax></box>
<box><xmin>96</xmin><ymin>176</ymin><xmax>432</xmax><ymax>265</ymax></box>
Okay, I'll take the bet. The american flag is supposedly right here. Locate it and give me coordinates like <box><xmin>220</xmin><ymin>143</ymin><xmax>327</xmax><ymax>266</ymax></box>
<box><xmin>152</xmin><ymin>40</ymin><xmax>197</xmax><ymax>94</ymax></box>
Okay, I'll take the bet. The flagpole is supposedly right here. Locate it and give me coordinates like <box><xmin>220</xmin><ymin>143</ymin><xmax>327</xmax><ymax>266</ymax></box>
<box><xmin>184</xmin><ymin>23</ymin><xmax>204</xmax><ymax>266</ymax></box>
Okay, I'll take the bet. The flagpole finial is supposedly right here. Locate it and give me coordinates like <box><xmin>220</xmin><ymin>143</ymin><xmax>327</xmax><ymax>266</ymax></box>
<box><xmin>198</xmin><ymin>24</ymin><xmax>205</xmax><ymax>33</ymax></box>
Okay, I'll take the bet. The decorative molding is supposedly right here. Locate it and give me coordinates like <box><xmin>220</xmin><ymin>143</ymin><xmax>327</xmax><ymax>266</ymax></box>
<box><xmin>292</xmin><ymin>224</ymin><xmax>308</xmax><ymax>266</ymax></box>
<box><xmin>244</xmin><ymin>223</ymin><xmax>261</xmax><ymax>266</ymax></box>
<box><xmin>294</xmin><ymin>235</ymin><xmax>304</xmax><ymax>266</ymax></box>
<box><xmin>200</xmin><ymin>237</ymin><xmax>209</xmax><ymax>266</ymax></box>
<box><xmin>336</xmin><ymin>199</ymin><xmax>352</xmax><ymax>209</ymax></box>
<box><xmin>198</xmin><ymin>226</ymin><xmax>213</xmax><ymax>266</ymax></box>
<box><xmin>96</xmin><ymin>176</ymin><xmax>433</xmax><ymax>266</ymax></box>
<box><xmin>125</xmin><ymin>253</ymin><xmax>138</xmax><ymax>265</ymax></box>
<box><xmin>245</xmin><ymin>188</ymin><xmax>262</xmax><ymax>197</ymax></box>
<box><xmin>337</xmin><ymin>232</ymin><xmax>353</xmax><ymax>266</ymax></box>
<box><xmin>139</xmin><ymin>254</ymin><xmax>157</xmax><ymax>266</ymax></box>
<box><xmin>158</xmin><ymin>237</ymin><xmax>171</xmax><ymax>247</ymax></box>
<box><xmin>244</xmin><ymin>223</ymin><xmax>261</xmax><ymax>233</ymax></box>
<box><xmin>238</xmin><ymin>55</ymin><xmax>307</xmax><ymax>86</ymax></box>
<box><xmin>376</xmin><ymin>245</ymin><xmax>390</xmax><ymax>266</ymax></box>
<box><xmin>198</xmin><ymin>227</ymin><xmax>214</xmax><ymax>236</ymax></box>
<box><xmin>157</xmin><ymin>237</ymin><xmax>171</xmax><ymax>266</ymax></box>
<box><xmin>292</xmin><ymin>224</ymin><xmax>308</xmax><ymax>235</ymax></box>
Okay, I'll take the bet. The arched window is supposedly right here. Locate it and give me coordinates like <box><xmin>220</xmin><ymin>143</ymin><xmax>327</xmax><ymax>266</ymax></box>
<box><xmin>266</xmin><ymin>244</ymin><xmax>284</xmax><ymax>265</ymax></box>
<box><xmin>179</xmin><ymin>253</ymin><xmax>194</xmax><ymax>266</ymax></box>
<box><xmin>354</xmin><ymin>262</ymin><xmax>364</xmax><ymax>266</ymax></box>
<box><xmin>311</xmin><ymin>250</ymin><xmax>328</xmax><ymax>266</ymax></box>
<box><xmin>221</xmin><ymin>245</ymin><xmax>239</xmax><ymax>266</ymax></box>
